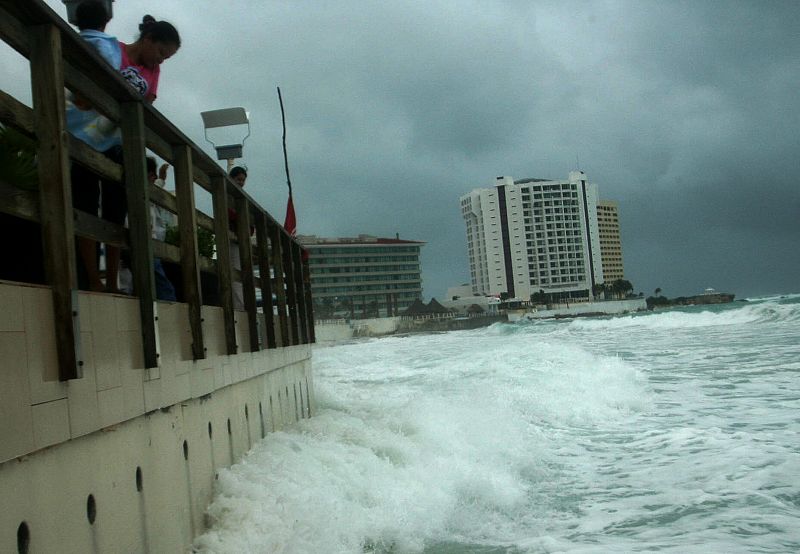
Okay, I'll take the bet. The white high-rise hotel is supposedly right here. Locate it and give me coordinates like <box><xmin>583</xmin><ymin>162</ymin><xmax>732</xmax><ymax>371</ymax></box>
<box><xmin>460</xmin><ymin>171</ymin><xmax>613</xmax><ymax>301</ymax></box>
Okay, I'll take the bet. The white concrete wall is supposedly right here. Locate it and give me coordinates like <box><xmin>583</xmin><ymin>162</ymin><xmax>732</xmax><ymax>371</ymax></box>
<box><xmin>509</xmin><ymin>298</ymin><xmax>647</xmax><ymax>320</ymax></box>
<box><xmin>0</xmin><ymin>281</ymin><xmax>313</xmax><ymax>552</ymax></box>
<box><xmin>352</xmin><ymin>316</ymin><xmax>401</xmax><ymax>336</ymax></box>
<box><xmin>314</xmin><ymin>321</ymin><xmax>354</xmax><ymax>343</ymax></box>
<box><xmin>315</xmin><ymin>316</ymin><xmax>403</xmax><ymax>342</ymax></box>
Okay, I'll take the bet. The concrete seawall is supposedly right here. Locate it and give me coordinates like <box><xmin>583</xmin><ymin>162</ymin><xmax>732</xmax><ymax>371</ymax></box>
<box><xmin>508</xmin><ymin>298</ymin><xmax>647</xmax><ymax>321</ymax></box>
<box><xmin>315</xmin><ymin>315</ymin><xmax>507</xmax><ymax>343</ymax></box>
<box><xmin>0</xmin><ymin>281</ymin><xmax>313</xmax><ymax>552</ymax></box>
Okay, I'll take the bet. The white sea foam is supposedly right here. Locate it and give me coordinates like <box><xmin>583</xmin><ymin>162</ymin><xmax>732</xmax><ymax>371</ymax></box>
<box><xmin>195</xmin><ymin>296</ymin><xmax>800</xmax><ymax>553</ymax></box>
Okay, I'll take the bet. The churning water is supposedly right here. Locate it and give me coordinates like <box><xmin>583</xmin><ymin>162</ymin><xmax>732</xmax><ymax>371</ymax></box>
<box><xmin>195</xmin><ymin>295</ymin><xmax>800</xmax><ymax>553</ymax></box>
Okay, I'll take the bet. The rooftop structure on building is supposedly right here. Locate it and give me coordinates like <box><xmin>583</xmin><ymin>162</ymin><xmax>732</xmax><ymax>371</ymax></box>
<box><xmin>298</xmin><ymin>234</ymin><xmax>425</xmax><ymax>319</ymax></box>
<box><xmin>460</xmin><ymin>171</ymin><xmax>624</xmax><ymax>303</ymax></box>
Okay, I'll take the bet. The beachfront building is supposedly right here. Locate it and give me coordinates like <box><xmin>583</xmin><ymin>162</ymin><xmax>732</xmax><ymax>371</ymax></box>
<box><xmin>460</xmin><ymin>171</ymin><xmax>608</xmax><ymax>302</ymax></box>
<box><xmin>597</xmin><ymin>200</ymin><xmax>625</xmax><ymax>283</ymax></box>
<box><xmin>298</xmin><ymin>235</ymin><xmax>425</xmax><ymax>319</ymax></box>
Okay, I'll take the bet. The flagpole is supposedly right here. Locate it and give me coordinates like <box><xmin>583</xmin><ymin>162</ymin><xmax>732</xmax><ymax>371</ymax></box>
<box><xmin>277</xmin><ymin>86</ymin><xmax>298</xmax><ymax>236</ymax></box>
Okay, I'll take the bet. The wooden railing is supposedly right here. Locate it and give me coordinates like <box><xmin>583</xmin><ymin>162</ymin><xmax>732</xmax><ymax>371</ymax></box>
<box><xmin>0</xmin><ymin>0</ymin><xmax>314</xmax><ymax>380</ymax></box>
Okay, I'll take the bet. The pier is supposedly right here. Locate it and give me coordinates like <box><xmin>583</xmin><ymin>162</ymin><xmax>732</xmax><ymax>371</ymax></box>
<box><xmin>0</xmin><ymin>1</ymin><xmax>315</xmax><ymax>551</ymax></box>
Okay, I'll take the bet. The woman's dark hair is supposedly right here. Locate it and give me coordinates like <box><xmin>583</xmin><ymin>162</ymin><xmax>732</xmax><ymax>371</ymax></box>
<box><xmin>146</xmin><ymin>156</ymin><xmax>157</xmax><ymax>175</ymax></box>
<box><xmin>229</xmin><ymin>166</ymin><xmax>248</xmax><ymax>179</ymax></box>
<box><xmin>138</xmin><ymin>15</ymin><xmax>181</xmax><ymax>48</ymax></box>
<box><xmin>75</xmin><ymin>0</ymin><xmax>111</xmax><ymax>31</ymax></box>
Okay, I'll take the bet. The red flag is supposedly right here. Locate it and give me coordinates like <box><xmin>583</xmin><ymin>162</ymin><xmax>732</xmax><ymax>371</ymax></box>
<box><xmin>284</xmin><ymin>193</ymin><xmax>296</xmax><ymax>236</ymax></box>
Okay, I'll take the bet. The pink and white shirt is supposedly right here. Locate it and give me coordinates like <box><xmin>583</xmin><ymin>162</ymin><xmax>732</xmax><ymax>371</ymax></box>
<box><xmin>119</xmin><ymin>42</ymin><xmax>161</xmax><ymax>102</ymax></box>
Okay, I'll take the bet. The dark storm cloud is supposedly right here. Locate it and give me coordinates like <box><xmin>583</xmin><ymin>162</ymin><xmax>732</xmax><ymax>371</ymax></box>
<box><xmin>9</xmin><ymin>1</ymin><xmax>800</xmax><ymax>298</ymax></box>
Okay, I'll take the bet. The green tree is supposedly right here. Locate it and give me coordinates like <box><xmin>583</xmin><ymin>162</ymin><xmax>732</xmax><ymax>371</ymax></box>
<box><xmin>655</xmin><ymin>287</ymin><xmax>662</xmax><ymax>297</ymax></box>
<box><xmin>0</xmin><ymin>124</ymin><xmax>38</xmax><ymax>190</ymax></box>
<box><xmin>530</xmin><ymin>289</ymin><xmax>547</xmax><ymax>304</ymax></box>
<box><xmin>611</xmin><ymin>279</ymin><xmax>633</xmax><ymax>299</ymax></box>
<box><xmin>593</xmin><ymin>283</ymin><xmax>606</xmax><ymax>299</ymax></box>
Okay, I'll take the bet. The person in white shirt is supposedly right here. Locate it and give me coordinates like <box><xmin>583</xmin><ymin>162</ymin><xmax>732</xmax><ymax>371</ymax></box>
<box><xmin>147</xmin><ymin>157</ymin><xmax>177</xmax><ymax>301</ymax></box>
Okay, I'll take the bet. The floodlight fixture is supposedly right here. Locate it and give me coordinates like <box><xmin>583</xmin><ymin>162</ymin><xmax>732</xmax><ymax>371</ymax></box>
<box><xmin>62</xmin><ymin>0</ymin><xmax>114</xmax><ymax>25</ymax></box>
<box><xmin>200</xmin><ymin>107</ymin><xmax>251</xmax><ymax>166</ymax></box>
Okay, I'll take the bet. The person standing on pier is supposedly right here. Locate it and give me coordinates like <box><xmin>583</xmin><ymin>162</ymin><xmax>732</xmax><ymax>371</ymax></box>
<box><xmin>66</xmin><ymin>0</ymin><xmax>122</xmax><ymax>292</ymax></box>
<box><xmin>227</xmin><ymin>166</ymin><xmax>248</xmax><ymax>311</ymax></box>
<box><xmin>146</xmin><ymin>157</ymin><xmax>177</xmax><ymax>301</ymax></box>
<box><xmin>67</xmin><ymin>7</ymin><xmax>181</xmax><ymax>292</ymax></box>
<box><xmin>99</xmin><ymin>15</ymin><xmax>181</xmax><ymax>292</ymax></box>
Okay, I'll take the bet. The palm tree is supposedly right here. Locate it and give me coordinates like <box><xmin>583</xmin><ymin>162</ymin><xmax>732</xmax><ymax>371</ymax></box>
<box><xmin>611</xmin><ymin>279</ymin><xmax>634</xmax><ymax>299</ymax></box>
<box><xmin>593</xmin><ymin>283</ymin><xmax>606</xmax><ymax>300</ymax></box>
<box><xmin>0</xmin><ymin>124</ymin><xmax>38</xmax><ymax>190</ymax></box>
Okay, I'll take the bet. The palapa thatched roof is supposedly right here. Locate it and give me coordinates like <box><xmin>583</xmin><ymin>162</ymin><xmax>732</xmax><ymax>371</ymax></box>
<box><xmin>426</xmin><ymin>298</ymin><xmax>452</xmax><ymax>314</ymax></box>
<box><xmin>402</xmin><ymin>298</ymin><xmax>429</xmax><ymax>316</ymax></box>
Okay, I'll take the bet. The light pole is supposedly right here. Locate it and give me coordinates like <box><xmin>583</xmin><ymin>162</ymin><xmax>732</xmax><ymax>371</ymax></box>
<box><xmin>200</xmin><ymin>107</ymin><xmax>250</xmax><ymax>172</ymax></box>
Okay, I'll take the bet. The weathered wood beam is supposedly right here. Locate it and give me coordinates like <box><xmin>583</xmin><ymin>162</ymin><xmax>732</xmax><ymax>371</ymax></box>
<box><xmin>302</xmin><ymin>254</ymin><xmax>316</xmax><ymax>343</ymax></box>
<box><xmin>150</xmin><ymin>240</ymin><xmax>215</xmax><ymax>273</ymax></box>
<box><xmin>0</xmin><ymin>4</ymin><xmax>32</xmax><ymax>59</ymax></box>
<box><xmin>211</xmin><ymin>175</ymin><xmax>237</xmax><ymax>355</ymax></box>
<box><xmin>235</xmin><ymin>197</ymin><xmax>260</xmax><ymax>352</ymax></box>
<box><xmin>196</xmin><ymin>211</ymin><xmax>216</xmax><ymax>232</ymax></box>
<box><xmin>292</xmin><ymin>242</ymin><xmax>309</xmax><ymax>344</ymax></box>
<box><xmin>63</xmin><ymin>61</ymin><xmax>122</xmax><ymax>122</ymax></box>
<box><xmin>70</xmin><ymin>137</ymin><xmax>122</xmax><ymax>182</ymax></box>
<box><xmin>173</xmin><ymin>144</ymin><xmax>205</xmax><ymax>360</ymax></box>
<box><xmin>120</xmin><ymin>102</ymin><xmax>159</xmax><ymax>368</ymax></box>
<box><xmin>30</xmin><ymin>23</ymin><xmax>81</xmax><ymax>380</ymax></box>
<box><xmin>281</xmin><ymin>231</ymin><xmax>300</xmax><ymax>346</ymax></box>
<box><xmin>74</xmin><ymin>210</ymin><xmax>127</xmax><ymax>247</ymax></box>
<box><xmin>0</xmin><ymin>89</ymin><xmax>34</xmax><ymax>134</ymax></box>
<box><xmin>254</xmin><ymin>212</ymin><xmax>277</xmax><ymax>349</ymax></box>
<box><xmin>0</xmin><ymin>91</ymin><xmax>123</xmax><ymax>185</ymax></box>
<box><xmin>0</xmin><ymin>179</ymin><xmax>128</xmax><ymax>247</ymax></box>
<box><xmin>0</xmin><ymin>179</ymin><xmax>39</xmax><ymax>222</ymax></box>
<box><xmin>148</xmin><ymin>184</ymin><xmax>177</xmax><ymax>215</ymax></box>
<box><xmin>270</xmin><ymin>223</ymin><xmax>290</xmax><ymax>346</ymax></box>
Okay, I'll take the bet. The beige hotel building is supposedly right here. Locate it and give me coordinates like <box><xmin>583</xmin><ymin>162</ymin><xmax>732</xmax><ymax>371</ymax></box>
<box><xmin>460</xmin><ymin>171</ymin><xmax>625</xmax><ymax>302</ymax></box>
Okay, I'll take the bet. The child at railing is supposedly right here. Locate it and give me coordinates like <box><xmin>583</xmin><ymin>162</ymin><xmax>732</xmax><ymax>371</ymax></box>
<box><xmin>100</xmin><ymin>15</ymin><xmax>182</xmax><ymax>292</ymax></box>
<box><xmin>147</xmin><ymin>157</ymin><xmax>177</xmax><ymax>301</ymax></box>
<box><xmin>66</xmin><ymin>0</ymin><xmax>123</xmax><ymax>292</ymax></box>
<box><xmin>227</xmin><ymin>166</ymin><xmax>249</xmax><ymax>310</ymax></box>
<box><xmin>67</xmin><ymin>7</ymin><xmax>182</xmax><ymax>292</ymax></box>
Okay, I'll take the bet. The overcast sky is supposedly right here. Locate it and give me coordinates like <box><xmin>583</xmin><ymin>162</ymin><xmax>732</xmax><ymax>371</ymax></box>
<box><xmin>4</xmin><ymin>0</ymin><xmax>799</xmax><ymax>299</ymax></box>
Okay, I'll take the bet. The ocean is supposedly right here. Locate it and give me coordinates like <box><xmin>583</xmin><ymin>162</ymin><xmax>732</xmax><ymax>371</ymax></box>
<box><xmin>194</xmin><ymin>295</ymin><xmax>800</xmax><ymax>553</ymax></box>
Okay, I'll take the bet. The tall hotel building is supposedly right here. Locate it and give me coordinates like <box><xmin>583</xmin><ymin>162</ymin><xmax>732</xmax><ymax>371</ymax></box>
<box><xmin>298</xmin><ymin>235</ymin><xmax>424</xmax><ymax>318</ymax></box>
<box><xmin>597</xmin><ymin>200</ymin><xmax>625</xmax><ymax>283</ymax></box>
<box><xmin>460</xmin><ymin>171</ymin><xmax>609</xmax><ymax>301</ymax></box>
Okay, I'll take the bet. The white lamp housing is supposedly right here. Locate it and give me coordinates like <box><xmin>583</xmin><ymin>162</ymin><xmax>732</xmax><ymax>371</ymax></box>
<box><xmin>200</xmin><ymin>107</ymin><xmax>251</xmax><ymax>162</ymax></box>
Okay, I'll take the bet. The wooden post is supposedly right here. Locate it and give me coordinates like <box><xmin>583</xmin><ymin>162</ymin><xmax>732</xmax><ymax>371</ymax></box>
<box><xmin>292</xmin><ymin>243</ymin><xmax>309</xmax><ymax>344</ymax></box>
<box><xmin>301</xmin><ymin>251</ymin><xmax>316</xmax><ymax>343</ymax></box>
<box><xmin>281</xmin><ymin>232</ymin><xmax>300</xmax><ymax>345</ymax></box>
<box><xmin>269</xmin><ymin>224</ymin><xmax>289</xmax><ymax>346</ymax></box>
<box><xmin>210</xmin><ymin>175</ymin><xmax>236</xmax><ymax>354</ymax></box>
<box><xmin>172</xmin><ymin>144</ymin><xmax>204</xmax><ymax>360</ymax></box>
<box><xmin>120</xmin><ymin>102</ymin><xmax>159</xmax><ymax>368</ymax></box>
<box><xmin>235</xmin><ymin>196</ymin><xmax>259</xmax><ymax>352</ymax></box>
<box><xmin>30</xmin><ymin>24</ymin><xmax>81</xmax><ymax>380</ymax></box>
<box><xmin>254</xmin><ymin>212</ymin><xmax>277</xmax><ymax>349</ymax></box>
